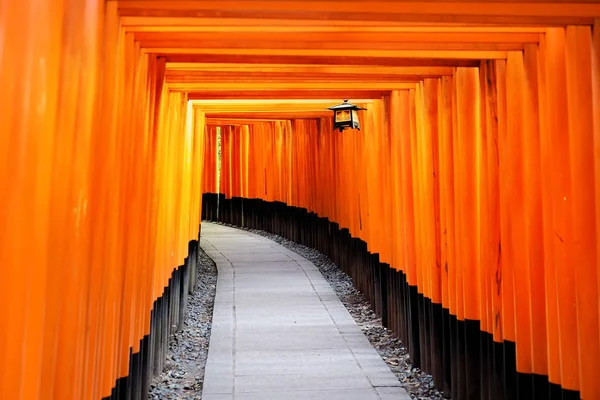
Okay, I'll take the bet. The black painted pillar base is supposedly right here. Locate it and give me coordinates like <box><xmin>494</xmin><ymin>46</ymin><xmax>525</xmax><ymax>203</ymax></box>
<box><xmin>103</xmin><ymin>235</ymin><xmax>200</xmax><ymax>400</ymax></box>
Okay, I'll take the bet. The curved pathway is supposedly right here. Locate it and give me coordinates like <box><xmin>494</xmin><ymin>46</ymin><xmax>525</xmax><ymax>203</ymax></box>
<box><xmin>200</xmin><ymin>222</ymin><xmax>411</xmax><ymax>400</ymax></box>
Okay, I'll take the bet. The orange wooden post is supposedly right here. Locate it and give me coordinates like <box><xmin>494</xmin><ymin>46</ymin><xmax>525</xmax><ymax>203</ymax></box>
<box><xmin>400</xmin><ymin>90</ymin><xmax>418</xmax><ymax>289</ymax></box>
<box><xmin>115</xmin><ymin>31</ymin><xmax>141</xmax><ymax>390</ymax></box>
<box><xmin>453</xmin><ymin>66</ymin><xmax>483</xmax><ymax>399</ymax></box>
<box><xmin>506</xmin><ymin>50</ymin><xmax>534</xmax><ymax>379</ymax></box>
<box><xmin>412</xmin><ymin>84</ymin><xmax>426</xmax><ymax>302</ymax></box>
<box><xmin>347</xmin><ymin>113</ymin><xmax>355</xmax><ymax>234</ymax></box>
<box><xmin>193</xmin><ymin>108</ymin><xmax>207</xmax><ymax>226</ymax></box>
<box><xmin>438</xmin><ymin>74</ymin><xmax>456</xmax><ymax>396</ymax></box>
<box><xmin>389</xmin><ymin>91</ymin><xmax>405</xmax><ymax>272</ymax></box>
<box><xmin>408</xmin><ymin>88</ymin><xmax>424</xmax><ymax>294</ymax></box>
<box><xmin>139</xmin><ymin>54</ymin><xmax>164</xmax><ymax>392</ymax></box>
<box><xmin>521</xmin><ymin>44</ymin><xmax>548</xmax><ymax>383</ymax></box>
<box><xmin>242</xmin><ymin>124</ymin><xmax>252</xmax><ymax>200</ymax></box>
<box><xmin>2</xmin><ymin>1</ymin><xmax>55</xmax><ymax>397</ymax></box>
<box><xmin>220</xmin><ymin>126</ymin><xmax>230</xmax><ymax>199</ymax></box>
<box><xmin>454</xmin><ymin>67</ymin><xmax>479</xmax><ymax>326</ymax></box>
<box><xmin>234</xmin><ymin>124</ymin><xmax>242</xmax><ymax>200</ymax></box>
<box><xmin>565</xmin><ymin>25</ymin><xmax>600</xmax><ymax>400</ymax></box>
<box><xmin>347</xmin><ymin>116</ymin><xmax>361</xmax><ymax>237</ymax></box>
<box><xmin>2</xmin><ymin>1</ymin><xmax>80</xmax><ymax>398</ymax></box>
<box><xmin>359</xmin><ymin>107</ymin><xmax>371</xmax><ymax>243</ymax></box>
<box><xmin>413</xmin><ymin>81</ymin><xmax>436</xmax><ymax>374</ymax></box>
<box><xmin>438</xmin><ymin>76</ymin><xmax>455</xmax><ymax>317</ymax></box>
<box><xmin>379</xmin><ymin>98</ymin><xmax>391</xmax><ymax>262</ymax></box>
<box><xmin>490</xmin><ymin>58</ymin><xmax>516</xmax><ymax>353</ymax></box>
<box><xmin>594</xmin><ymin>22</ymin><xmax>600</xmax><ymax>363</ymax></box>
<box><xmin>241</xmin><ymin>124</ymin><xmax>250</xmax><ymax>200</ymax></box>
<box><xmin>290</xmin><ymin>121</ymin><xmax>299</xmax><ymax>208</ymax></box>
<box><xmin>450</xmin><ymin>73</ymin><xmax>464</xmax><ymax>327</ymax></box>
<box><xmin>478</xmin><ymin>60</ymin><xmax>501</xmax><ymax>399</ymax></box>
<box><xmin>422</xmin><ymin>79</ymin><xmax>443</xmax><ymax>308</ymax></box>
<box><xmin>478</xmin><ymin>61</ymin><xmax>492</xmax><ymax>341</ymax></box>
<box><xmin>364</xmin><ymin>100</ymin><xmax>380</xmax><ymax>257</ymax></box>
<box><xmin>536</xmin><ymin>31</ymin><xmax>562</xmax><ymax>391</ymax></box>
<box><xmin>542</xmin><ymin>28</ymin><xmax>579</xmax><ymax>393</ymax></box>
<box><xmin>380</xmin><ymin>96</ymin><xmax>394</xmax><ymax>265</ymax></box>
<box><xmin>208</xmin><ymin>125</ymin><xmax>215</xmax><ymax>195</ymax></box>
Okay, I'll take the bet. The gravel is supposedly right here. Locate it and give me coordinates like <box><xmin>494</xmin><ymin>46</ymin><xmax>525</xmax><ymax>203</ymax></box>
<box><xmin>237</xmin><ymin>224</ymin><xmax>449</xmax><ymax>400</ymax></box>
<box><xmin>148</xmin><ymin>246</ymin><xmax>217</xmax><ymax>400</ymax></box>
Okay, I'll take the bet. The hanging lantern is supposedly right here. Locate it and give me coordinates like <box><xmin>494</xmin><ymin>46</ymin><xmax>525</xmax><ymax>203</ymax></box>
<box><xmin>326</xmin><ymin>99</ymin><xmax>366</xmax><ymax>132</ymax></box>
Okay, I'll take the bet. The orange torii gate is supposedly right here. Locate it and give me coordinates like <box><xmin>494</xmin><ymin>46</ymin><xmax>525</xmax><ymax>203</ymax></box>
<box><xmin>1</xmin><ymin>1</ymin><xmax>600</xmax><ymax>400</ymax></box>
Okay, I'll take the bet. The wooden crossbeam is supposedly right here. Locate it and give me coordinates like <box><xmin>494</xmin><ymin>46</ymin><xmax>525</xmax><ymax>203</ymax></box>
<box><xmin>161</xmin><ymin>54</ymin><xmax>481</xmax><ymax>67</ymax></box>
<box><xmin>168</xmin><ymin>82</ymin><xmax>417</xmax><ymax>90</ymax></box>
<box><xmin>187</xmin><ymin>90</ymin><xmax>390</xmax><ymax>100</ymax></box>
<box><xmin>164</xmin><ymin>73</ymin><xmax>425</xmax><ymax>84</ymax></box>
<box><xmin>144</xmin><ymin>41</ymin><xmax>524</xmax><ymax>51</ymax></box>
<box><xmin>121</xmin><ymin>18</ymin><xmax>548</xmax><ymax>31</ymax></box>
<box><xmin>205</xmin><ymin>118</ymin><xmax>313</xmax><ymax>125</ymax></box>
<box><xmin>134</xmin><ymin>31</ymin><xmax>541</xmax><ymax>43</ymax></box>
<box><xmin>115</xmin><ymin>1</ymin><xmax>600</xmax><ymax>25</ymax></box>
<box><xmin>204</xmin><ymin>112</ymin><xmax>333</xmax><ymax>119</ymax></box>
<box><xmin>165</xmin><ymin>64</ymin><xmax>455</xmax><ymax>76</ymax></box>
<box><xmin>149</xmin><ymin>48</ymin><xmax>508</xmax><ymax>59</ymax></box>
<box><xmin>194</xmin><ymin>102</ymin><xmax>368</xmax><ymax>113</ymax></box>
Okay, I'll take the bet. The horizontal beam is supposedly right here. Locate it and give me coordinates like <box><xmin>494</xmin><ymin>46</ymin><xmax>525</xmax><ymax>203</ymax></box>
<box><xmin>205</xmin><ymin>118</ymin><xmax>320</xmax><ymax>125</ymax></box>
<box><xmin>116</xmin><ymin>1</ymin><xmax>600</xmax><ymax>25</ymax></box>
<box><xmin>164</xmin><ymin>73</ymin><xmax>426</xmax><ymax>84</ymax></box>
<box><xmin>204</xmin><ymin>112</ymin><xmax>333</xmax><ymax>119</ymax></box>
<box><xmin>134</xmin><ymin>31</ymin><xmax>541</xmax><ymax>43</ymax></box>
<box><xmin>194</xmin><ymin>103</ymin><xmax>359</xmax><ymax>113</ymax></box>
<box><xmin>165</xmin><ymin>64</ymin><xmax>455</xmax><ymax>76</ymax></box>
<box><xmin>149</xmin><ymin>48</ymin><xmax>508</xmax><ymax>59</ymax></box>
<box><xmin>141</xmin><ymin>41</ymin><xmax>524</xmax><ymax>51</ymax></box>
<box><xmin>168</xmin><ymin>82</ymin><xmax>417</xmax><ymax>90</ymax></box>
<box><xmin>120</xmin><ymin>17</ymin><xmax>547</xmax><ymax>31</ymax></box>
<box><xmin>161</xmin><ymin>54</ymin><xmax>481</xmax><ymax>67</ymax></box>
<box><xmin>187</xmin><ymin>90</ymin><xmax>390</xmax><ymax>100</ymax></box>
<box><xmin>192</xmin><ymin>99</ymin><xmax>376</xmax><ymax>104</ymax></box>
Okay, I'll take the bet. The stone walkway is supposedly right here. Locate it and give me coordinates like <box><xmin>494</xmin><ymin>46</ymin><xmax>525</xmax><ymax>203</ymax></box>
<box><xmin>200</xmin><ymin>222</ymin><xmax>411</xmax><ymax>400</ymax></box>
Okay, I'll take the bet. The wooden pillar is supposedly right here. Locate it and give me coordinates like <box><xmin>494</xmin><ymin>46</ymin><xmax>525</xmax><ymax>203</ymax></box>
<box><xmin>539</xmin><ymin>27</ymin><xmax>578</xmax><ymax>395</ymax></box>
<box><xmin>390</xmin><ymin>90</ymin><xmax>405</xmax><ymax>271</ymax></box>
<box><xmin>521</xmin><ymin>43</ymin><xmax>549</xmax><ymax>397</ymax></box>
<box><xmin>479</xmin><ymin>59</ymin><xmax>498</xmax><ymax>400</ymax></box>
<box><xmin>380</xmin><ymin>95</ymin><xmax>393</xmax><ymax>265</ymax></box>
<box><xmin>438</xmin><ymin>76</ymin><xmax>454</xmax><ymax>320</ymax></box>
<box><xmin>565</xmin><ymin>25</ymin><xmax>600</xmax><ymax>400</ymax></box>
<box><xmin>411</xmin><ymin>85</ymin><xmax>423</xmax><ymax>302</ymax></box>
<box><xmin>454</xmin><ymin>66</ymin><xmax>482</xmax><ymax>400</ymax></box>
<box><xmin>506</xmin><ymin>50</ymin><xmax>533</xmax><ymax>396</ymax></box>
<box><xmin>415</xmin><ymin>80</ymin><xmax>442</xmax><ymax>378</ymax></box>
<box><xmin>478</xmin><ymin>61</ymin><xmax>491</xmax><ymax>343</ymax></box>
<box><xmin>403</xmin><ymin>90</ymin><xmax>418</xmax><ymax>288</ymax></box>
<box><xmin>593</xmin><ymin>23</ymin><xmax>600</xmax><ymax>374</ymax></box>
<box><xmin>438</xmin><ymin>74</ymin><xmax>455</xmax><ymax>398</ymax></box>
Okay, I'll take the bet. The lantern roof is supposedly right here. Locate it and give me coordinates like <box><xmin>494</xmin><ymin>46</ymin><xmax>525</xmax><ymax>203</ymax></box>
<box><xmin>326</xmin><ymin>99</ymin><xmax>366</xmax><ymax>111</ymax></box>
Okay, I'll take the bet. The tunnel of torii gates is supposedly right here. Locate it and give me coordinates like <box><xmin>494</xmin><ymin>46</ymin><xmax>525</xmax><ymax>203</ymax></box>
<box><xmin>2</xmin><ymin>1</ymin><xmax>600</xmax><ymax>400</ymax></box>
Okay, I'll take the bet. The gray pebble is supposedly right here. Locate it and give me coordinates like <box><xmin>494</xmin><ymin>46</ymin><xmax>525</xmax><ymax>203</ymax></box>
<box><xmin>148</xmin><ymin>246</ymin><xmax>217</xmax><ymax>400</ymax></box>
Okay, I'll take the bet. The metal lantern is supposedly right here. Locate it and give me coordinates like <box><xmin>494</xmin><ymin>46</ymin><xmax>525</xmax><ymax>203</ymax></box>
<box><xmin>326</xmin><ymin>99</ymin><xmax>366</xmax><ymax>132</ymax></box>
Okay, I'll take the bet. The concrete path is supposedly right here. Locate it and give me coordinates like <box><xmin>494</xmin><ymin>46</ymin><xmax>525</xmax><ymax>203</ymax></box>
<box><xmin>200</xmin><ymin>222</ymin><xmax>411</xmax><ymax>400</ymax></box>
